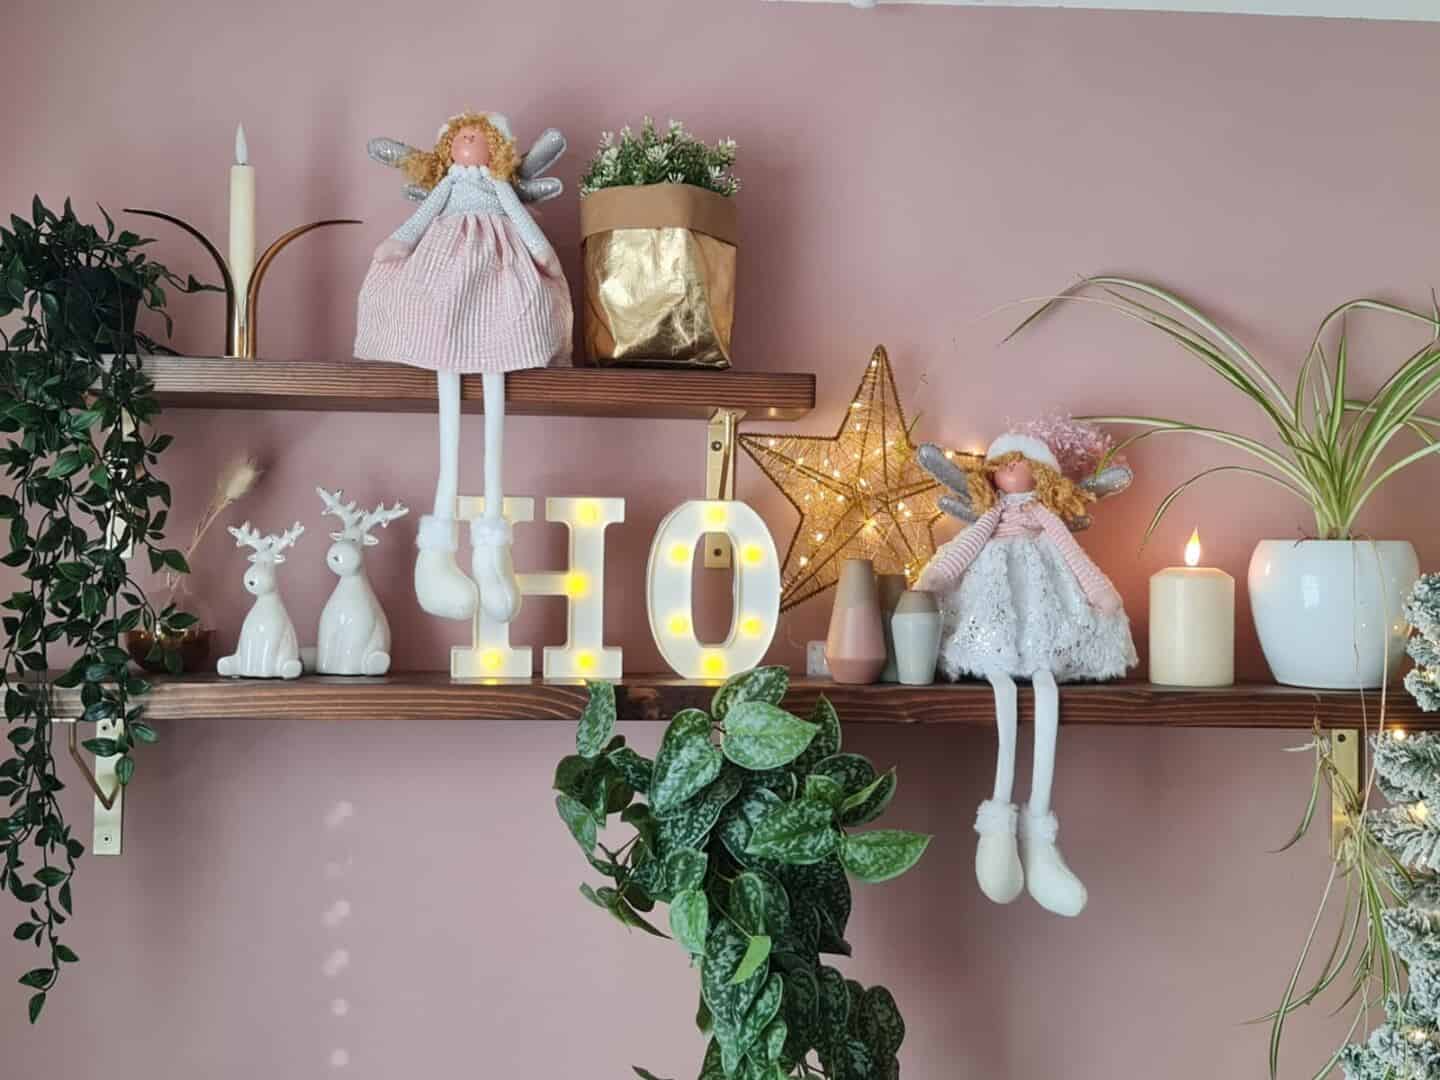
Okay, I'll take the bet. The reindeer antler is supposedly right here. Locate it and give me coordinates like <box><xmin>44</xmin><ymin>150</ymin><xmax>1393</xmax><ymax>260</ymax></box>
<box><xmin>228</xmin><ymin>520</ymin><xmax>304</xmax><ymax>563</ymax></box>
<box><xmin>356</xmin><ymin>501</ymin><xmax>410</xmax><ymax>545</ymax></box>
<box><xmin>271</xmin><ymin>523</ymin><xmax>305</xmax><ymax>562</ymax></box>
<box><xmin>316</xmin><ymin>486</ymin><xmax>364</xmax><ymax>540</ymax></box>
<box><xmin>318</xmin><ymin>487</ymin><xmax>409</xmax><ymax>545</ymax></box>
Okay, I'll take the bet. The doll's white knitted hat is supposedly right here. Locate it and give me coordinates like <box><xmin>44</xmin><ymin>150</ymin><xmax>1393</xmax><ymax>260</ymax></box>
<box><xmin>985</xmin><ymin>432</ymin><xmax>1060</xmax><ymax>472</ymax></box>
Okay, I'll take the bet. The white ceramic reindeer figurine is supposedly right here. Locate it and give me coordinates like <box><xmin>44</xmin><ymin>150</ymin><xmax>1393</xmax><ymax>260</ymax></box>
<box><xmin>316</xmin><ymin>487</ymin><xmax>410</xmax><ymax>676</ymax></box>
<box><xmin>217</xmin><ymin>522</ymin><xmax>305</xmax><ymax>680</ymax></box>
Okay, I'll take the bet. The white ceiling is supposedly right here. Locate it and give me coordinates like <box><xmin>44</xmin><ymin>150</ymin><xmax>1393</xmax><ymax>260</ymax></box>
<box><xmin>766</xmin><ymin>0</ymin><xmax>1440</xmax><ymax>21</ymax></box>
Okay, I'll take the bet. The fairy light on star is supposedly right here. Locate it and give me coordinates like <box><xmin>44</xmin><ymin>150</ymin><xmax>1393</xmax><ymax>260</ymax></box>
<box><xmin>740</xmin><ymin>345</ymin><xmax>980</xmax><ymax>611</ymax></box>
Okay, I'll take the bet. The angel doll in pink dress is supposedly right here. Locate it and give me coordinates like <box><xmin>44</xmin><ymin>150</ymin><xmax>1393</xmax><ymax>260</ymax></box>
<box><xmin>915</xmin><ymin>421</ymin><xmax>1137</xmax><ymax>917</ymax></box>
<box><xmin>355</xmin><ymin>111</ymin><xmax>572</xmax><ymax>624</ymax></box>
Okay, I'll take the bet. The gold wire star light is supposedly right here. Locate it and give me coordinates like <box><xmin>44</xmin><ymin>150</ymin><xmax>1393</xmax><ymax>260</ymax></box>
<box><xmin>740</xmin><ymin>346</ymin><xmax>980</xmax><ymax>611</ymax></box>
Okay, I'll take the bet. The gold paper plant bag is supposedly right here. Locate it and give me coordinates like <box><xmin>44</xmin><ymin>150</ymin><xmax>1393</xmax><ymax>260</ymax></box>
<box><xmin>580</xmin><ymin>183</ymin><xmax>737</xmax><ymax>369</ymax></box>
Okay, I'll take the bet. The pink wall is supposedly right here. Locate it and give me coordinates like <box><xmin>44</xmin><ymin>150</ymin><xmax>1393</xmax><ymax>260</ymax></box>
<box><xmin>4</xmin><ymin>0</ymin><xmax>1436</xmax><ymax>1075</ymax></box>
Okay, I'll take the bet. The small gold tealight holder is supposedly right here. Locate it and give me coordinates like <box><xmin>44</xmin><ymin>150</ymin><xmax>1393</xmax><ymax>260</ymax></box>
<box><xmin>124</xmin><ymin>208</ymin><xmax>360</xmax><ymax>358</ymax></box>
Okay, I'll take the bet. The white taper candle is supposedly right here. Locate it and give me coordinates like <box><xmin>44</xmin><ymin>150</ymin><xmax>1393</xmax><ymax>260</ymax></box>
<box><xmin>229</xmin><ymin>124</ymin><xmax>256</xmax><ymax>306</ymax></box>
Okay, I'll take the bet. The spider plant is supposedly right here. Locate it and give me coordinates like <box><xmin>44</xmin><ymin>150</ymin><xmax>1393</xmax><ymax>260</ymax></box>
<box><xmin>1009</xmin><ymin>277</ymin><xmax>1440</xmax><ymax>542</ymax></box>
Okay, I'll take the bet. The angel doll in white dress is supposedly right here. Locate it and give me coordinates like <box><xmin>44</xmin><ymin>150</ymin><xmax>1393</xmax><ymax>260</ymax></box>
<box><xmin>915</xmin><ymin>420</ymin><xmax>1137</xmax><ymax>917</ymax></box>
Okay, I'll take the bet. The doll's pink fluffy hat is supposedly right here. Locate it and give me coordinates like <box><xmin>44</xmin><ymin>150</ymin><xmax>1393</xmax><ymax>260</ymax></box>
<box><xmin>985</xmin><ymin>432</ymin><xmax>1060</xmax><ymax>472</ymax></box>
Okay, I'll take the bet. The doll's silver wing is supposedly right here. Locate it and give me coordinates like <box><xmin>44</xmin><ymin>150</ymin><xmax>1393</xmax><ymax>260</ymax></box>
<box><xmin>1067</xmin><ymin>464</ymin><xmax>1133</xmax><ymax>533</ymax></box>
<box><xmin>368</xmin><ymin>129</ymin><xmax>567</xmax><ymax>205</ymax></box>
<box><xmin>917</xmin><ymin>443</ymin><xmax>979</xmax><ymax>526</ymax></box>
<box><xmin>1081</xmin><ymin>463</ymin><xmax>1134</xmax><ymax>501</ymax></box>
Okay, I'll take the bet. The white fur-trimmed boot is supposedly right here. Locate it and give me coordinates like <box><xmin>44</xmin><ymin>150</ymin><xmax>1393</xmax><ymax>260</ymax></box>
<box><xmin>974</xmin><ymin>799</ymin><xmax>1024</xmax><ymax>904</ymax></box>
<box><xmin>415</xmin><ymin>515</ymin><xmax>478</xmax><ymax>621</ymax></box>
<box><xmin>1020</xmin><ymin>806</ymin><xmax>1087</xmax><ymax>917</ymax></box>
<box><xmin>471</xmin><ymin>517</ymin><xmax>521</xmax><ymax>624</ymax></box>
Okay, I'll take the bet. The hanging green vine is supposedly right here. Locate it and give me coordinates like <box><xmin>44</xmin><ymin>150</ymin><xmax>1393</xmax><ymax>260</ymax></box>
<box><xmin>0</xmin><ymin>197</ymin><xmax>210</xmax><ymax>1021</ymax></box>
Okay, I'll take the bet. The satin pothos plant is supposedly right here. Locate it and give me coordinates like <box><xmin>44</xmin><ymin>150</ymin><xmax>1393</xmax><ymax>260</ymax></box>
<box><xmin>555</xmin><ymin>667</ymin><xmax>931</xmax><ymax>1080</ymax></box>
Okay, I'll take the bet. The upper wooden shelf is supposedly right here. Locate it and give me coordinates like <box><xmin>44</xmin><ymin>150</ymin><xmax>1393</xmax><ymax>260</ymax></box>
<box><xmin>53</xmin><ymin>673</ymin><xmax>1433</xmax><ymax>730</ymax></box>
<box><xmin>140</xmin><ymin>357</ymin><xmax>816</xmax><ymax>420</ymax></box>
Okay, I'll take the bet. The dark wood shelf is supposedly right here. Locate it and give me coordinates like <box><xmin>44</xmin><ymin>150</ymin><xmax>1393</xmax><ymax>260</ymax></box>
<box><xmin>53</xmin><ymin>674</ymin><xmax>1433</xmax><ymax>730</ymax></box>
<box><xmin>141</xmin><ymin>357</ymin><xmax>816</xmax><ymax>420</ymax></box>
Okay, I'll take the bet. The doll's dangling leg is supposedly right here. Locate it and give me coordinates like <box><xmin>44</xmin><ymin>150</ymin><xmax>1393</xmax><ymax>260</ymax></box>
<box><xmin>1020</xmin><ymin>669</ymin><xmax>1088</xmax><ymax>917</ymax></box>
<box><xmin>415</xmin><ymin>371</ymin><xmax>479</xmax><ymax>621</ymax></box>
<box><xmin>470</xmin><ymin>372</ymin><xmax>521</xmax><ymax>623</ymax></box>
<box><xmin>974</xmin><ymin>668</ymin><xmax>1024</xmax><ymax>905</ymax></box>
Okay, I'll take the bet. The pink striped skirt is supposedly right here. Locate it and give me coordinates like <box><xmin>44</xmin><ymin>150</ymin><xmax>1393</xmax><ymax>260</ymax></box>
<box><xmin>354</xmin><ymin>213</ymin><xmax>572</xmax><ymax>373</ymax></box>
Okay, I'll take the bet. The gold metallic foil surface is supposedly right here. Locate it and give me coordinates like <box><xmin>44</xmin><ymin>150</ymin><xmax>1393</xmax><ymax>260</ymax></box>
<box><xmin>579</xmin><ymin>184</ymin><xmax>737</xmax><ymax>369</ymax></box>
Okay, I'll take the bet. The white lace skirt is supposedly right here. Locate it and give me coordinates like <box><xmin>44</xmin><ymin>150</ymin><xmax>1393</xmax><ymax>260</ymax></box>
<box><xmin>934</xmin><ymin>535</ymin><xmax>1137</xmax><ymax>682</ymax></box>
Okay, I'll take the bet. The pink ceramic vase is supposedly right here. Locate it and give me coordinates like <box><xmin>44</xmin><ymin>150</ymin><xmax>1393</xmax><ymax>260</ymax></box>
<box><xmin>826</xmin><ymin>559</ymin><xmax>887</xmax><ymax>685</ymax></box>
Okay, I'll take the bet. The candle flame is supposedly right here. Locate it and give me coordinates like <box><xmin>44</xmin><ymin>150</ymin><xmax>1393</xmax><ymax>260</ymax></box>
<box><xmin>1184</xmin><ymin>529</ymin><xmax>1202</xmax><ymax>568</ymax></box>
<box><xmin>235</xmin><ymin>124</ymin><xmax>250</xmax><ymax>166</ymax></box>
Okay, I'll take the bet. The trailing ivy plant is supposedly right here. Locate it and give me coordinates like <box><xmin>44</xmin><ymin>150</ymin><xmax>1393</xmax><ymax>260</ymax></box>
<box><xmin>555</xmin><ymin>666</ymin><xmax>932</xmax><ymax>1080</ymax></box>
<box><xmin>0</xmin><ymin>197</ymin><xmax>208</xmax><ymax>1021</ymax></box>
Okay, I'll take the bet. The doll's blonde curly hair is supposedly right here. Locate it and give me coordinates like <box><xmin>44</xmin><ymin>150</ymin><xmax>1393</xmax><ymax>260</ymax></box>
<box><xmin>402</xmin><ymin>112</ymin><xmax>521</xmax><ymax>191</ymax></box>
<box><xmin>967</xmin><ymin>451</ymin><xmax>1094</xmax><ymax>521</ymax></box>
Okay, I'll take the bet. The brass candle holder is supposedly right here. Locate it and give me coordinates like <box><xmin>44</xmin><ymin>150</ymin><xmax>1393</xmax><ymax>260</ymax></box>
<box><xmin>124</xmin><ymin>208</ymin><xmax>361</xmax><ymax>358</ymax></box>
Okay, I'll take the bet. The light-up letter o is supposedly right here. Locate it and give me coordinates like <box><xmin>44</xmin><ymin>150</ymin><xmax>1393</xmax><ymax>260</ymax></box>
<box><xmin>646</xmin><ymin>500</ymin><xmax>781</xmax><ymax>679</ymax></box>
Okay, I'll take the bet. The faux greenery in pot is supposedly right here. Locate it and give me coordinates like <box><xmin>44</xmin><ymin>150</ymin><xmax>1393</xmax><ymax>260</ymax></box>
<box><xmin>0</xmin><ymin>196</ymin><xmax>205</xmax><ymax>1020</ymax></box>
<box><xmin>1013</xmin><ymin>277</ymin><xmax>1440</xmax><ymax>689</ymax></box>
<box><xmin>556</xmin><ymin>666</ymin><xmax>931</xmax><ymax>1080</ymax></box>
<box><xmin>579</xmin><ymin>118</ymin><xmax>741</xmax><ymax>369</ymax></box>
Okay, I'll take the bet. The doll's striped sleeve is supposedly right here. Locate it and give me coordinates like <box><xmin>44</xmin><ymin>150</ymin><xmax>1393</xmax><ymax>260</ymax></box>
<box><xmin>917</xmin><ymin>507</ymin><xmax>1001</xmax><ymax>593</ymax></box>
<box><xmin>1033</xmin><ymin>506</ymin><xmax>1120</xmax><ymax>609</ymax></box>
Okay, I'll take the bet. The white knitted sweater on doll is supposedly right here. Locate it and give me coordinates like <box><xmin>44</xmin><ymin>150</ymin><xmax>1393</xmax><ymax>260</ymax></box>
<box><xmin>389</xmin><ymin>163</ymin><xmax>552</xmax><ymax>260</ymax></box>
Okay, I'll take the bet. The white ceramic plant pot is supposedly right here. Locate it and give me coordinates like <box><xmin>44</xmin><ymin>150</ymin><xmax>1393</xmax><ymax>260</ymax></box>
<box><xmin>1248</xmin><ymin>540</ymin><xmax>1419</xmax><ymax>690</ymax></box>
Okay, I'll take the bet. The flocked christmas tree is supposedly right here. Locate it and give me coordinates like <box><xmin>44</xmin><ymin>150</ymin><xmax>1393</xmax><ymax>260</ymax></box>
<box><xmin>1340</xmin><ymin>574</ymin><xmax>1440</xmax><ymax>1078</ymax></box>
<box><xmin>1405</xmin><ymin>574</ymin><xmax>1440</xmax><ymax>713</ymax></box>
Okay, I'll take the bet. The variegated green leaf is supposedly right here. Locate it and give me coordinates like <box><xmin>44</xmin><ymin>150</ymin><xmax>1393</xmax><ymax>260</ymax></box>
<box><xmin>579</xmin><ymin>882</ymin><xmax>608</xmax><ymax>908</ymax></box>
<box><xmin>658</xmin><ymin>770</ymin><xmax>743</xmax><ymax>853</ymax></box>
<box><xmin>609</xmin><ymin>746</ymin><xmax>654</xmax><ymax>794</ymax></box>
<box><xmin>810</xmin><ymin>752</ymin><xmax>877</xmax><ymax>797</ymax></box>
<box><xmin>553</xmin><ymin>753</ymin><xmax>591</xmax><ymax>799</ymax></box>
<box><xmin>696</xmin><ymin>995</ymin><xmax>713</xmax><ymax>1035</ymax></box>
<box><xmin>699</xmin><ymin>1039</ymin><xmax>724</xmax><ymax>1080</ymax></box>
<box><xmin>783</xmin><ymin>857</ymin><xmax>852</xmax><ymax>945</ymax></box>
<box><xmin>729</xmin><ymin>934</ymin><xmax>772</xmax><ymax>986</ymax></box>
<box><xmin>633</xmin><ymin>1068</ymin><xmax>672</xmax><ymax>1080</ymax></box>
<box><xmin>816</xmin><ymin>964</ymin><xmax>850</xmax><ymax>1032</ymax></box>
<box><xmin>722</xmin><ymin>702</ymin><xmax>817</xmax><ymax>770</ymax></box>
<box><xmin>703</xmin><ymin>920</ymin><xmax>768</xmax><ymax>1024</ymax></box>
<box><xmin>670</xmin><ymin>888</ymin><xmax>710</xmax><ymax>955</ymax></box>
<box><xmin>804</xmin><ymin>774</ymin><xmax>844</xmax><ymax>809</ymax></box>
<box><xmin>761</xmin><ymin>1017</ymin><xmax>787</xmax><ymax>1064</ymax></box>
<box><xmin>653</xmin><ymin>709</ymin><xmax>723</xmax><ymax>814</ymax></box>
<box><xmin>711</xmin><ymin>665</ymin><xmax>790</xmax><ymax>721</ymax></box>
<box><xmin>839</xmin><ymin>830</ymin><xmax>931</xmax><ymax>883</ymax></box>
<box><xmin>794</xmin><ymin>694</ymin><xmax>842</xmax><ymax>772</ymax></box>
<box><xmin>845</xmin><ymin>979</ymin><xmax>865</xmax><ymax>1035</ymax></box>
<box><xmin>719</xmin><ymin>787</ymin><xmax>784</xmax><ymax>866</ymax></box>
<box><xmin>576</xmin><ymin>680</ymin><xmax>616</xmax><ymax>758</ymax></box>
<box><xmin>859</xmin><ymin>985</ymin><xmax>906</xmax><ymax>1059</ymax></box>
<box><xmin>665</xmin><ymin>847</ymin><xmax>709</xmax><ymax>892</ymax></box>
<box><xmin>838</xmin><ymin>768</ymin><xmax>897</xmax><ymax>827</ymax></box>
<box><xmin>738</xmin><ymin>971</ymin><xmax>784</xmax><ymax>1053</ymax></box>
<box><xmin>821</xmin><ymin>1036</ymin><xmax>874</xmax><ymax>1080</ymax></box>
<box><xmin>746</xmin><ymin>799</ymin><xmax>838</xmax><ymax>865</ymax></box>
<box><xmin>731</xmin><ymin>870</ymin><xmax>790</xmax><ymax>937</ymax></box>
<box><xmin>556</xmin><ymin>793</ymin><xmax>597</xmax><ymax>853</ymax></box>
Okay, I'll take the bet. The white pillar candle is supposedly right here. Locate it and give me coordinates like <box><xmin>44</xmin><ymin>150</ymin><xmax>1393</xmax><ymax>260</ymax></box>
<box><xmin>229</xmin><ymin>124</ymin><xmax>256</xmax><ymax>304</ymax></box>
<box><xmin>1149</xmin><ymin>530</ymin><xmax>1235</xmax><ymax>687</ymax></box>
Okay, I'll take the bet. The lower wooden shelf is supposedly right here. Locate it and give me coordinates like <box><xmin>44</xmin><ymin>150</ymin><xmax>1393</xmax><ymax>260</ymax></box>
<box><xmin>52</xmin><ymin>673</ymin><xmax>1433</xmax><ymax>729</ymax></box>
